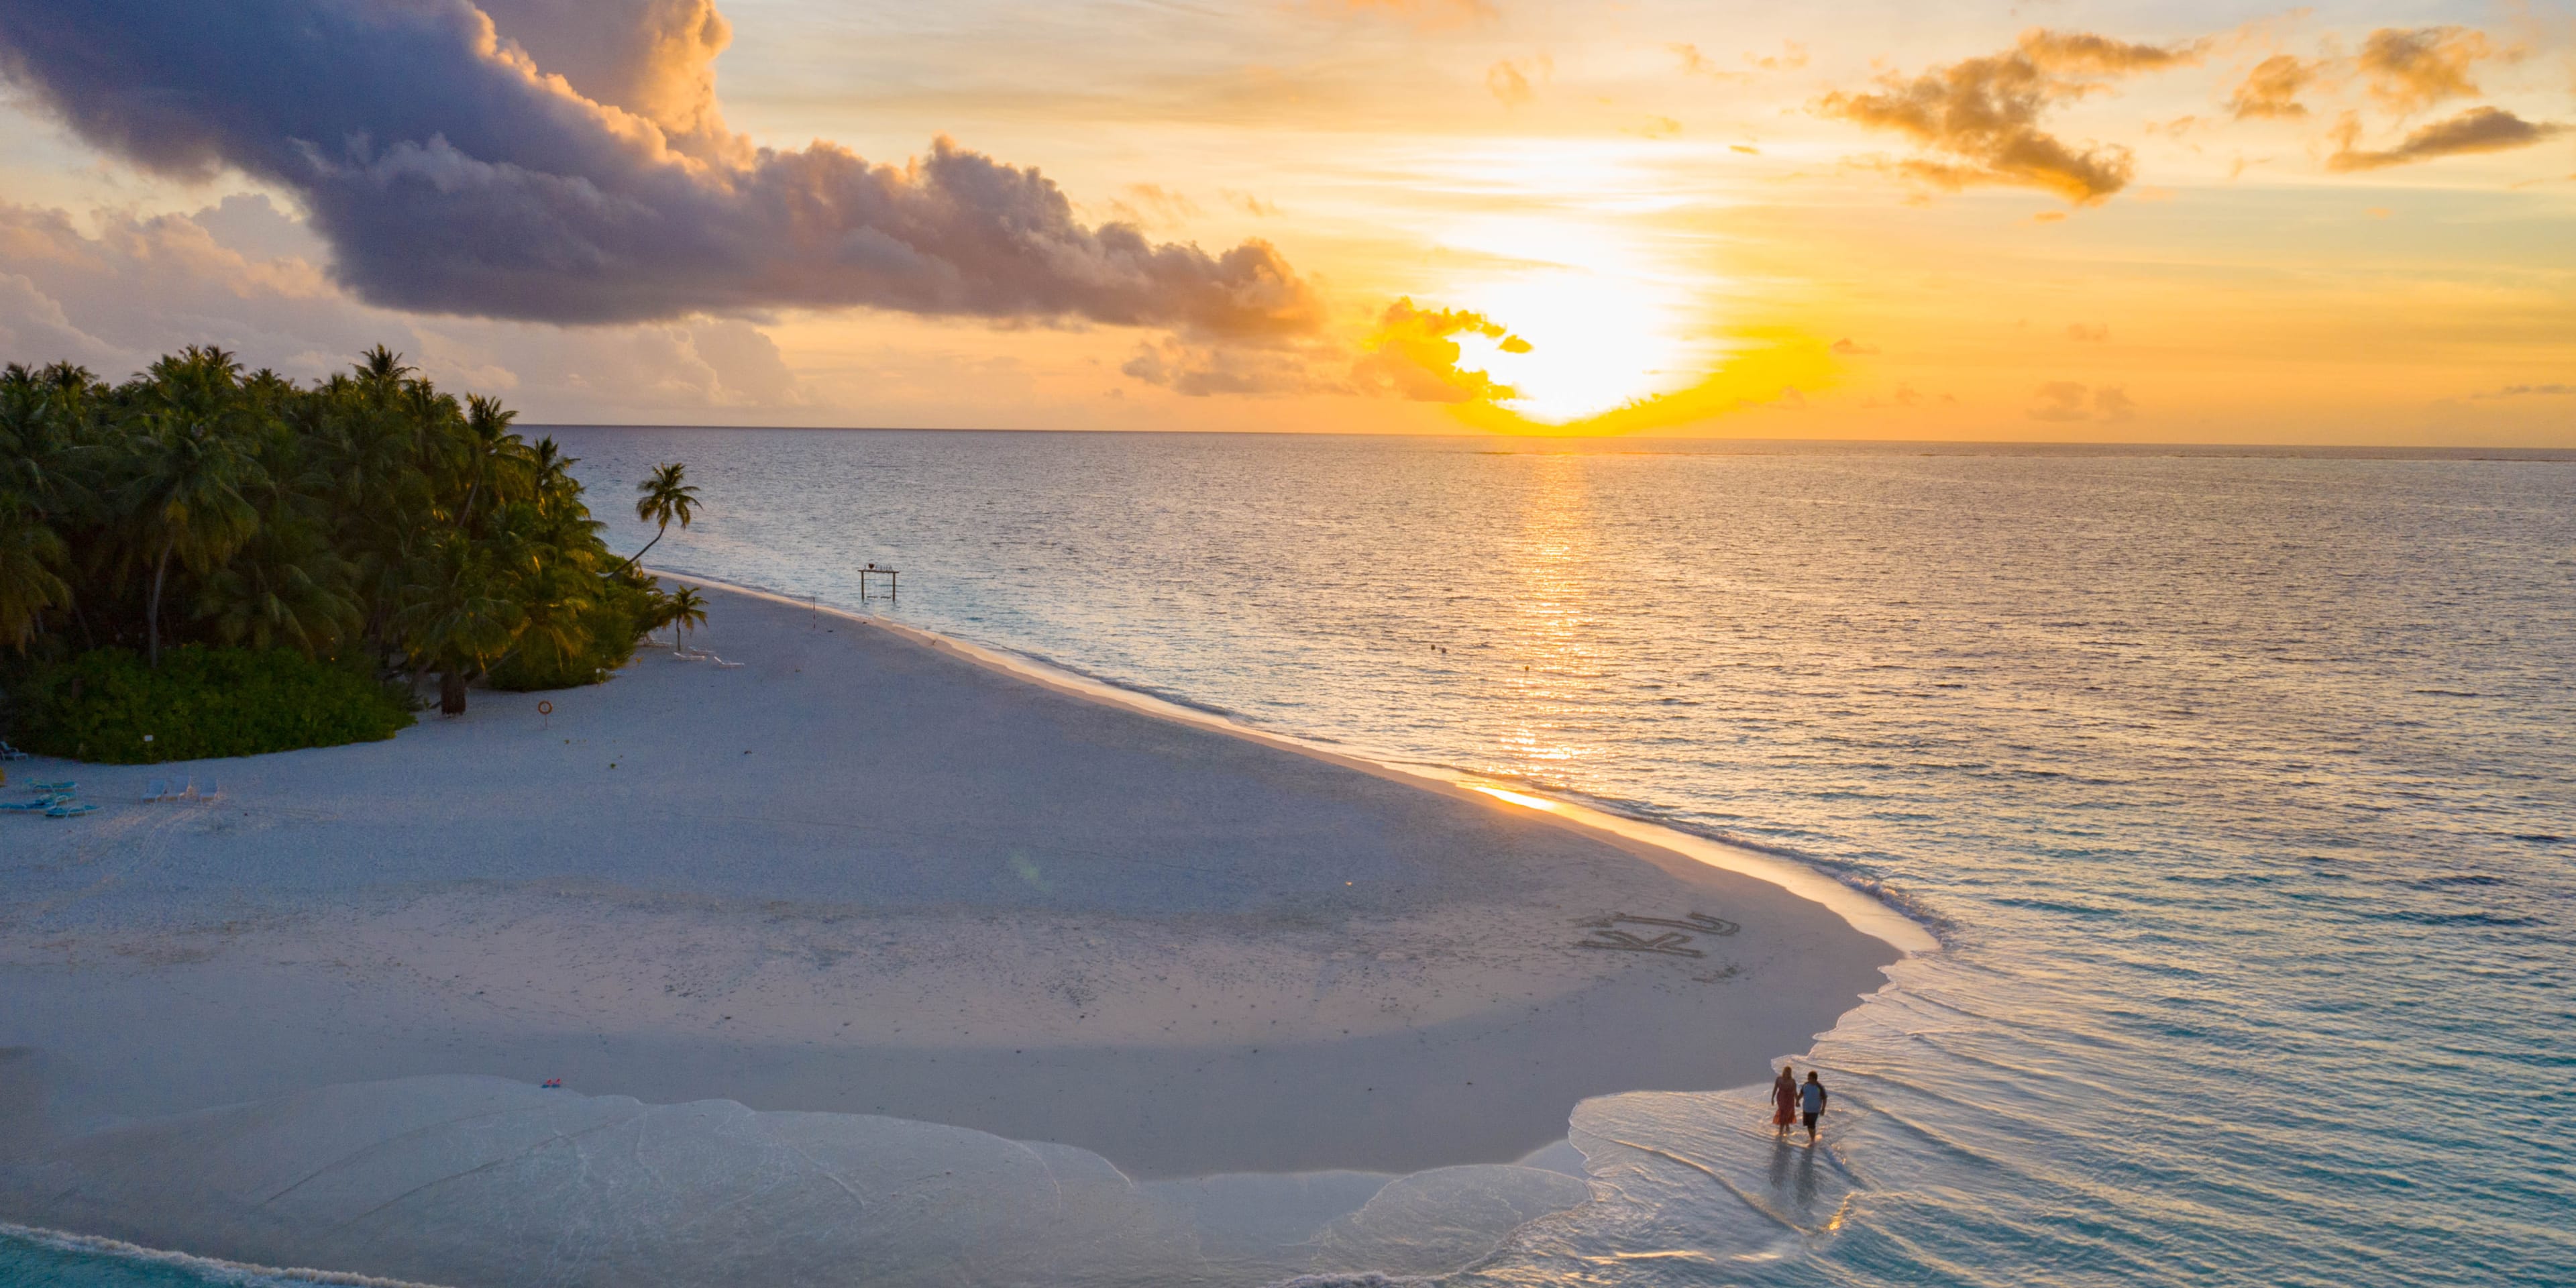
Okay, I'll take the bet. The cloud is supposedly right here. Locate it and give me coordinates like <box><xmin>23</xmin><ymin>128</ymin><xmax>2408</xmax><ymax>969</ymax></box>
<box><xmin>1487</xmin><ymin>57</ymin><xmax>1549</xmax><ymax>108</ymax></box>
<box><xmin>1220</xmin><ymin>190</ymin><xmax>1281</xmax><ymax>217</ymax></box>
<box><xmin>1122</xmin><ymin>297</ymin><xmax>1535</xmax><ymax>403</ymax></box>
<box><xmin>0</xmin><ymin>197</ymin><xmax>806</xmax><ymax>415</ymax></box>
<box><xmin>1108</xmin><ymin>182</ymin><xmax>1204</xmax><ymax>229</ymax></box>
<box><xmin>2065</xmin><ymin>322</ymin><xmax>2109</xmax><ymax>341</ymax></box>
<box><xmin>476</xmin><ymin>0</ymin><xmax>743</xmax><ymax>164</ymax></box>
<box><xmin>1120</xmin><ymin>335</ymin><xmax>1338</xmax><ymax>398</ymax></box>
<box><xmin>1746</xmin><ymin>42</ymin><xmax>1810</xmax><ymax>72</ymax></box>
<box><xmin>1625</xmin><ymin>115</ymin><xmax>1683</xmax><ymax>139</ymax></box>
<box><xmin>1830</xmin><ymin>337</ymin><xmax>1878</xmax><ymax>355</ymax></box>
<box><xmin>1348</xmin><ymin>298</ymin><xmax>1525</xmax><ymax>404</ymax></box>
<box><xmin>1670</xmin><ymin>44</ymin><xmax>1729</xmax><ymax>80</ymax></box>
<box><xmin>2358</xmin><ymin>27</ymin><xmax>2494</xmax><ymax>115</ymax></box>
<box><xmin>2228</xmin><ymin>54</ymin><xmax>2320</xmax><ymax>119</ymax></box>
<box><xmin>2328</xmin><ymin>107</ymin><xmax>2566</xmax><ymax>171</ymax></box>
<box><xmin>2472</xmin><ymin>383</ymin><xmax>2576</xmax><ymax>398</ymax></box>
<box><xmin>1672</xmin><ymin>41</ymin><xmax>1806</xmax><ymax>80</ymax></box>
<box><xmin>2014</xmin><ymin>30</ymin><xmax>2204</xmax><ymax>76</ymax></box>
<box><xmin>1815</xmin><ymin>29</ymin><xmax>2206</xmax><ymax>205</ymax></box>
<box><xmin>2027</xmin><ymin>380</ymin><xmax>2135</xmax><ymax>422</ymax></box>
<box><xmin>0</xmin><ymin>0</ymin><xmax>1322</xmax><ymax>337</ymax></box>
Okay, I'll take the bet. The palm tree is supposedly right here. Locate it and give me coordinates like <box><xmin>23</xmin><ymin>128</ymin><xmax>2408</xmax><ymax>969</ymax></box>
<box><xmin>0</xmin><ymin>365</ymin><xmax>78</xmax><ymax>651</ymax></box>
<box><xmin>354</xmin><ymin>345</ymin><xmax>413</xmax><ymax>390</ymax></box>
<box><xmin>666</xmin><ymin>584</ymin><xmax>708</xmax><ymax>655</ymax></box>
<box><xmin>0</xmin><ymin>497</ymin><xmax>70</xmax><ymax>651</ymax></box>
<box><xmin>622</xmin><ymin>462</ymin><xmax>697</xmax><ymax>572</ymax></box>
<box><xmin>453</xmin><ymin>394</ymin><xmax>524</xmax><ymax>532</ymax></box>
<box><xmin>394</xmin><ymin>534</ymin><xmax>525</xmax><ymax>715</ymax></box>
<box><xmin>528</xmin><ymin>437</ymin><xmax>578</xmax><ymax>514</ymax></box>
<box><xmin>121</xmin><ymin>348</ymin><xmax>270</xmax><ymax>666</ymax></box>
<box><xmin>195</xmin><ymin>509</ymin><xmax>362</xmax><ymax>656</ymax></box>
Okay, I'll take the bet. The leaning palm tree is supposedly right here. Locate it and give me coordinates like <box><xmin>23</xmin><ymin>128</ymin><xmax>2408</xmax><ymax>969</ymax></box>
<box><xmin>621</xmin><ymin>462</ymin><xmax>697</xmax><ymax>572</ymax></box>
<box><xmin>665</xmin><ymin>584</ymin><xmax>708</xmax><ymax>655</ymax></box>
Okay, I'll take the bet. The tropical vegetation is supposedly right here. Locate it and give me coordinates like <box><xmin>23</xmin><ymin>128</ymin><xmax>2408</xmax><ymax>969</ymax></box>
<box><xmin>0</xmin><ymin>344</ymin><xmax>695</xmax><ymax>761</ymax></box>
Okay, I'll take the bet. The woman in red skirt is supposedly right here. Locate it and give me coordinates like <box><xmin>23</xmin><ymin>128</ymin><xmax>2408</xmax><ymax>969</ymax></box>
<box><xmin>1770</xmin><ymin>1064</ymin><xmax>1799</xmax><ymax>1136</ymax></box>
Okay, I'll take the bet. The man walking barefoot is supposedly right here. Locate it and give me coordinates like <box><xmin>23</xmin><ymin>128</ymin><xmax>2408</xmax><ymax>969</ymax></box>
<box><xmin>1801</xmin><ymin>1071</ymin><xmax>1829</xmax><ymax>1143</ymax></box>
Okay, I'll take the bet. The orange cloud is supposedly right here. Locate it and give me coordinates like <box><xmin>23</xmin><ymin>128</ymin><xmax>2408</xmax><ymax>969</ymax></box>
<box><xmin>2028</xmin><ymin>381</ymin><xmax>2136</xmax><ymax>422</ymax></box>
<box><xmin>1350</xmin><ymin>298</ymin><xmax>1527</xmax><ymax>403</ymax></box>
<box><xmin>2228</xmin><ymin>54</ymin><xmax>2321</xmax><ymax>119</ymax></box>
<box><xmin>2328</xmin><ymin>107</ymin><xmax>2566</xmax><ymax>171</ymax></box>
<box><xmin>1487</xmin><ymin>56</ymin><xmax>1549</xmax><ymax>107</ymax></box>
<box><xmin>1816</xmin><ymin>28</ymin><xmax>2208</xmax><ymax>205</ymax></box>
<box><xmin>2357</xmin><ymin>27</ymin><xmax>2494</xmax><ymax>115</ymax></box>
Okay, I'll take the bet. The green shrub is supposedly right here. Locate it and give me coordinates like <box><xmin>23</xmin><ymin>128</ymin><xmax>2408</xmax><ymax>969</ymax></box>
<box><xmin>11</xmin><ymin>646</ymin><xmax>415</xmax><ymax>763</ymax></box>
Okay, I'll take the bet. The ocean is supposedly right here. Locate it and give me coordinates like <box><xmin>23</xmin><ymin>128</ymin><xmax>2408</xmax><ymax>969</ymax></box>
<box><xmin>21</xmin><ymin>432</ymin><xmax>2573</xmax><ymax>1286</ymax></box>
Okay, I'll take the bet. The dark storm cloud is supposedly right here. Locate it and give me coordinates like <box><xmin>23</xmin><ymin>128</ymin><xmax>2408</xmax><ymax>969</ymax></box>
<box><xmin>0</xmin><ymin>0</ymin><xmax>1322</xmax><ymax>334</ymax></box>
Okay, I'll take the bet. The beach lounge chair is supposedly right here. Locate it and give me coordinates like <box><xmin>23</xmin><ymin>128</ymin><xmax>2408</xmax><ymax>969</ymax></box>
<box><xmin>31</xmin><ymin>780</ymin><xmax>74</xmax><ymax>792</ymax></box>
<box><xmin>197</xmin><ymin>777</ymin><xmax>221</xmax><ymax>801</ymax></box>
<box><xmin>146</xmin><ymin>778</ymin><xmax>171</xmax><ymax>802</ymax></box>
<box><xmin>46</xmin><ymin>802</ymin><xmax>98</xmax><ymax>818</ymax></box>
<box><xmin>1</xmin><ymin>795</ymin><xmax>66</xmax><ymax>812</ymax></box>
<box><xmin>0</xmin><ymin>740</ymin><xmax>26</xmax><ymax>761</ymax></box>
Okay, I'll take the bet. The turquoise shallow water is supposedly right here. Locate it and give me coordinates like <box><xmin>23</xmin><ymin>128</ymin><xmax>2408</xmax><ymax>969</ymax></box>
<box><xmin>30</xmin><ymin>433</ymin><xmax>2574</xmax><ymax>1285</ymax></box>
<box><xmin>0</xmin><ymin>1223</ymin><xmax>411</xmax><ymax>1287</ymax></box>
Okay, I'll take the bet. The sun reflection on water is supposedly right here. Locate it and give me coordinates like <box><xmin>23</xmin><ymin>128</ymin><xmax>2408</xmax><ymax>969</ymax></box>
<box><xmin>1493</xmin><ymin>454</ymin><xmax>1606</xmax><ymax>780</ymax></box>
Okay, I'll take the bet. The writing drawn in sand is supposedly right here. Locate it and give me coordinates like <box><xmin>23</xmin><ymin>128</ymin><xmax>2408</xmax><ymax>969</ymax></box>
<box><xmin>1574</xmin><ymin>911</ymin><xmax>1740</xmax><ymax>958</ymax></box>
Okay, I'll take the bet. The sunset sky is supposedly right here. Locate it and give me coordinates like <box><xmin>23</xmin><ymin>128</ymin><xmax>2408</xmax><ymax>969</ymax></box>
<box><xmin>1</xmin><ymin>0</ymin><xmax>2571</xmax><ymax>443</ymax></box>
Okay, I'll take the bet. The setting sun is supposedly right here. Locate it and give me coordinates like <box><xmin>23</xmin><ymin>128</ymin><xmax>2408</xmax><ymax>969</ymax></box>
<box><xmin>1448</xmin><ymin>262</ymin><xmax>1701</xmax><ymax>423</ymax></box>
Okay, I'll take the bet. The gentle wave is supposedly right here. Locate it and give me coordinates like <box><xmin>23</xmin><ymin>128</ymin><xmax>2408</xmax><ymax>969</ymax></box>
<box><xmin>0</xmin><ymin>1223</ymin><xmax>451</xmax><ymax>1288</ymax></box>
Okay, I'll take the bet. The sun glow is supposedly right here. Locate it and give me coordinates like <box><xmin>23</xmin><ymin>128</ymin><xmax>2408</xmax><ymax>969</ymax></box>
<box><xmin>1432</xmin><ymin>217</ymin><xmax>1703</xmax><ymax>425</ymax></box>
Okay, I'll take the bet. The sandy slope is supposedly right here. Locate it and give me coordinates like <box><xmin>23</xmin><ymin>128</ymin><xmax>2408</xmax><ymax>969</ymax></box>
<box><xmin>1</xmin><ymin>580</ymin><xmax>1897</xmax><ymax>1273</ymax></box>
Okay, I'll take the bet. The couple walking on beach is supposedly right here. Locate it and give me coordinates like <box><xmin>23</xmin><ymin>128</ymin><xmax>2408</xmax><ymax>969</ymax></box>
<box><xmin>1772</xmin><ymin>1065</ymin><xmax>1828</xmax><ymax>1143</ymax></box>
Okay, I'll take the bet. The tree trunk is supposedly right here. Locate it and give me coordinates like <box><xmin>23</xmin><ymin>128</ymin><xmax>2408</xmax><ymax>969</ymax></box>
<box><xmin>439</xmin><ymin>669</ymin><xmax>468</xmax><ymax>716</ymax></box>
<box><xmin>621</xmin><ymin>522</ymin><xmax>667</xmax><ymax>574</ymax></box>
<box><xmin>147</xmin><ymin>538</ymin><xmax>174</xmax><ymax>668</ymax></box>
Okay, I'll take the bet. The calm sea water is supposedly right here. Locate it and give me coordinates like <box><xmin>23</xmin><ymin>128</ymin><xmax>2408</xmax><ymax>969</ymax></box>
<box><xmin>31</xmin><ymin>433</ymin><xmax>2572</xmax><ymax>1285</ymax></box>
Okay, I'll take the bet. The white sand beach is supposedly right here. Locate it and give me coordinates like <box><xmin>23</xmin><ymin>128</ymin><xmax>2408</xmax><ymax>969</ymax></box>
<box><xmin>1</xmin><ymin>581</ymin><xmax>1903</xmax><ymax>1284</ymax></box>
